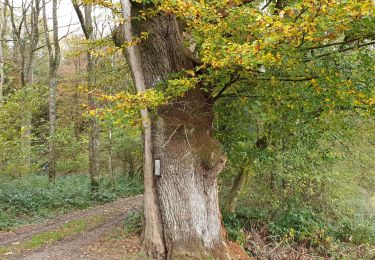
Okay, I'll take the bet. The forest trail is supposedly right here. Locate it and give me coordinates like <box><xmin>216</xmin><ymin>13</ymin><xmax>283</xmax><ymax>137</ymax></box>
<box><xmin>0</xmin><ymin>195</ymin><xmax>146</xmax><ymax>260</ymax></box>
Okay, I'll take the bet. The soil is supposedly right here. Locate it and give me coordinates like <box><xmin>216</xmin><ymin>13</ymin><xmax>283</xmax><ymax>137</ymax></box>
<box><xmin>0</xmin><ymin>195</ymin><xmax>147</xmax><ymax>260</ymax></box>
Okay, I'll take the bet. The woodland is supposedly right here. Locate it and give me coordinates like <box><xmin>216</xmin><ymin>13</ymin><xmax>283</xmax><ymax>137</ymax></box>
<box><xmin>0</xmin><ymin>0</ymin><xmax>374</xmax><ymax>259</ymax></box>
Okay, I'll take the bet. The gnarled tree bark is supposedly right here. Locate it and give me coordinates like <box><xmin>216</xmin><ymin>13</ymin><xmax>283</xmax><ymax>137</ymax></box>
<box><xmin>119</xmin><ymin>1</ymin><xmax>165</xmax><ymax>257</ymax></box>
<box><xmin>117</xmin><ymin>2</ymin><xmax>247</xmax><ymax>259</ymax></box>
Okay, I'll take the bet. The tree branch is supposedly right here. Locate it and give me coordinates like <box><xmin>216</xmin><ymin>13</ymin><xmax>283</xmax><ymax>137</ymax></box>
<box><xmin>306</xmin><ymin>41</ymin><xmax>375</xmax><ymax>61</ymax></box>
<box><xmin>306</xmin><ymin>34</ymin><xmax>375</xmax><ymax>51</ymax></box>
<box><xmin>212</xmin><ymin>73</ymin><xmax>241</xmax><ymax>102</ymax></box>
<box><xmin>72</xmin><ymin>2</ymin><xmax>89</xmax><ymax>39</ymax></box>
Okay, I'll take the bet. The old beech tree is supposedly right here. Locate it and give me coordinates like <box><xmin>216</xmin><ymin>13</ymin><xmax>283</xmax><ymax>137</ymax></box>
<box><xmin>113</xmin><ymin>0</ymin><xmax>374</xmax><ymax>258</ymax></box>
<box><xmin>117</xmin><ymin>0</ymin><xmax>235</xmax><ymax>258</ymax></box>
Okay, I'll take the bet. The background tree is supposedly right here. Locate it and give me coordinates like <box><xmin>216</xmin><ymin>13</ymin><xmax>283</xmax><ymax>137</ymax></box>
<box><xmin>4</xmin><ymin>0</ymin><xmax>42</xmax><ymax>174</ymax></box>
<box><xmin>42</xmin><ymin>0</ymin><xmax>61</xmax><ymax>183</ymax></box>
<box><xmin>72</xmin><ymin>1</ymin><xmax>100</xmax><ymax>192</ymax></box>
<box><xmin>0</xmin><ymin>4</ymin><xmax>7</xmax><ymax>105</ymax></box>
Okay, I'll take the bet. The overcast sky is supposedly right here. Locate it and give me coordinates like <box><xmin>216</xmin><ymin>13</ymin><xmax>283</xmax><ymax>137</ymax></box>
<box><xmin>45</xmin><ymin>0</ymin><xmax>113</xmax><ymax>38</ymax></box>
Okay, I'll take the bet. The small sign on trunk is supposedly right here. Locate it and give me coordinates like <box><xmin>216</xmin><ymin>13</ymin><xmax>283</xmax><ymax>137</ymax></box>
<box><xmin>154</xmin><ymin>159</ymin><xmax>161</xmax><ymax>176</ymax></box>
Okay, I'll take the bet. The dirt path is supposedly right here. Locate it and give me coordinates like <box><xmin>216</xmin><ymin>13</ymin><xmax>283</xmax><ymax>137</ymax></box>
<box><xmin>0</xmin><ymin>195</ymin><xmax>145</xmax><ymax>260</ymax></box>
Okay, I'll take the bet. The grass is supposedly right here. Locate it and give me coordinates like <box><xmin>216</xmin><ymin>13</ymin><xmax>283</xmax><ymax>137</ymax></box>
<box><xmin>22</xmin><ymin>214</ymin><xmax>106</xmax><ymax>249</ymax></box>
<box><xmin>0</xmin><ymin>247</ymin><xmax>8</xmax><ymax>254</ymax></box>
<box><xmin>0</xmin><ymin>173</ymin><xmax>143</xmax><ymax>230</ymax></box>
<box><xmin>0</xmin><ymin>214</ymin><xmax>106</xmax><ymax>255</ymax></box>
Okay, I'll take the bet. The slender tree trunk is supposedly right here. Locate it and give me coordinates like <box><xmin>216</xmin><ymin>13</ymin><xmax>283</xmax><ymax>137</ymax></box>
<box><xmin>87</xmin><ymin>62</ymin><xmax>100</xmax><ymax>192</ymax></box>
<box><xmin>85</xmin><ymin>5</ymin><xmax>100</xmax><ymax>192</ymax></box>
<box><xmin>48</xmin><ymin>0</ymin><xmax>59</xmax><ymax>183</ymax></box>
<box><xmin>43</xmin><ymin>0</ymin><xmax>60</xmax><ymax>182</ymax></box>
<box><xmin>24</xmin><ymin>0</ymin><xmax>41</xmax><ymax>173</ymax></box>
<box><xmin>73</xmin><ymin>2</ymin><xmax>101</xmax><ymax>192</ymax></box>
<box><xmin>0</xmin><ymin>45</ymin><xmax>3</xmax><ymax>105</ymax></box>
<box><xmin>73</xmin><ymin>59</ymin><xmax>81</xmax><ymax>136</ymax></box>
<box><xmin>48</xmin><ymin>77</ymin><xmax>57</xmax><ymax>181</ymax></box>
<box><xmin>119</xmin><ymin>1</ymin><xmax>165</xmax><ymax>256</ymax></box>
<box><xmin>107</xmin><ymin>127</ymin><xmax>115</xmax><ymax>190</ymax></box>
<box><xmin>0</xmin><ymin>6</ymin><xmax>6</xmax><ymax>105</ymax></box>
<box><xmin>128</xmin><ymin>159</ymin><xmax>135</xmax><ymax>177</ymax></box>
<box><xmin>88</xmin><ymin>99</ymin><xmax>100</xmax><ymax>192</ymax></box>
<box><xmin>118</xmin><ymin>3</ymin><xmax>245</xmax><ymax>258</ymax></box>
<box><xmin>6</xmin><ymin>0</ymin><xmax>41</xmax><ymax>174</ymax></box>
<box><xmin>225</xmin><ymin>167</ymin><xmax>251</xmax><ymax>213</ymax></box>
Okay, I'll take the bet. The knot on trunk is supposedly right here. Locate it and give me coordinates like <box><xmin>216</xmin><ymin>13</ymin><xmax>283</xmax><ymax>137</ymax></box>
<box><xmin>197</xmin><ymin>138</ymin><xmax>227</xmax><ymax>177</ymax></box>
<box><xmin>112</xmin><ymin>26</ymin><xmax>125</xmax><ymax>48</ymax></box>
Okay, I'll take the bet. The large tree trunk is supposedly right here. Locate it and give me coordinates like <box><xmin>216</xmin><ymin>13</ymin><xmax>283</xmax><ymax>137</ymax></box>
<box><xmin>153</xmin><ymin>93</ymin><xmax>229</xmax><ymax>259</ymax></box>
<box><xmin>118</xmin><ymin>1</ymin><xmax>165</xmax><ymax>257</ymax></box>
<box><xmin>118</xmin><ymin>3</ymin><xmax>245</xmax><ymax>258</ymax></box>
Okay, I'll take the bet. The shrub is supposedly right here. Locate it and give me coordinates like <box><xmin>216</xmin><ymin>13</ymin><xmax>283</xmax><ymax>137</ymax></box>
<box><xmin>223</xmin><ymin>205</ymin><xmax>334</xmax><ymax>248</ymax></box>
<box><xmin>332</xmin><ymin>218</ymin><xmax>375</xmax><ymax>245</ymax></box>
<box><xmin>0</xmin><ymin>173</ymin><xmax>143</xmax><ymax>230</ymax></box>
<box><xmin>269</xmin><ymin>207</ymin><xmax>330</xmax><ymax>247</ymax></box>
<box><xmin>223</xmin><ymin>207</ymin><xmax>267</xmax><ymax>245</ymax></box>
<box><xmin>123</xmin><ymin>210</ymin><xmax>143</xmax><ymax>235</ymax></box>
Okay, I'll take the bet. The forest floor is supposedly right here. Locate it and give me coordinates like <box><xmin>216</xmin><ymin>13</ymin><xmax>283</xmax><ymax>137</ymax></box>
<box><xmin>0</xmin><ymin>195</ymin><xmax>147</xmax><ymax>260</ymax></box>
<box><xmin>1</xmin><ymin>192</ymin><xmax>370</xmax><ymax>260</ymax></box>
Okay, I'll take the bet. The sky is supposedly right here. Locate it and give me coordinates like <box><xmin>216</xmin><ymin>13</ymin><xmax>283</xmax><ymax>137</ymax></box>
<box><xmin>0</xmin><ymin>0</ymin><xmax>116</xmax><ymax>39</ymax></box>
<box><xmin>55</xmin><ymin>0</ymin><xmax>81</xmax><ymax>37</ymax></box>
<box><xmin>46</xmin><ymin>0</ymin><xmax>113</xmax><ymax>38</ymax></box>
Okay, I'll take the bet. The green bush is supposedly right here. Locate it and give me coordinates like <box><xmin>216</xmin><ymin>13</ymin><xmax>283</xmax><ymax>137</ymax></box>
<box><xmin>224</xmin><ymin>205</ymin><xmax>332</xmax><ymax>247</ymax></box>
<box><xmin>0</xmin><ymin>173</ymin><xmax>143</xmax><ymax>230</ymax></box>
<box><xmin>0</xmin><ymin>212</ymin><xmax>14</xmax><ymax>230</ymax></box>
<box><xmin>123</xmin><ymin>210</ymin><xmax>143</xmax><ymax>235</ymax></box>
<box><xmin>54</xmin><ymin>126</ymin><xmax>89</xmax><ymax>174</ymax></box>
<box><xmin>269</xmin><ymin>207</ymin><xmax>329</xmax><ymax>246</ymax></box>
<box><xmin>223</xmin><ymin>212</ymin><xmax>245</xmax><ymax>242</ymax></box>
<box><xmin>332</xmin><ymin>218</ymin><xmax>375</xmax><ymax>245</ymax></box>
<box><xmin>223</xmin><ymin>207</ymin><xmax>267</xmax><ymax>245</ymax></box>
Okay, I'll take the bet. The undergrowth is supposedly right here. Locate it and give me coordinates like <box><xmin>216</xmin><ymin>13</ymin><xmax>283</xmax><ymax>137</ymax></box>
<box><xmin>0</xmin><ymin>173</ymin><xmax>143</xmax><ymax>230</ymax></box>
<box><xmin>123</xmin><ymin>210</ymin><xmax>143</xmax><ymax>235</ymax></box>
<box><xmin>223</xmin><ymin>205</ymin><xmax>375</xmax><ymax>258</ymax></box>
